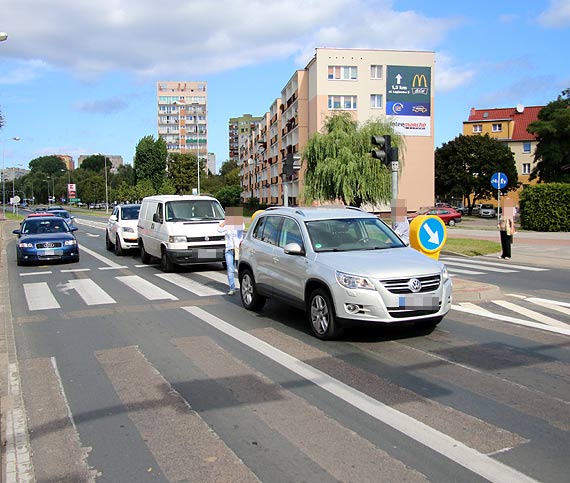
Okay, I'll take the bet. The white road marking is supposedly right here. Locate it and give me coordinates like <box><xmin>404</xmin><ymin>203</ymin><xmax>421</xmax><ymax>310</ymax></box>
<box><xmin>117</xmin><ymin>275</ymin><xmax>178</xmax><ymax>300</ymax></box>
<box><xmin>156</xmin><ymin>273</ymin><xmax>225</xmax><ymax>297</ymax></box>
<box><xmin>60</xmin><ymin>268</ymin><xmax>91</xmax><ymax>273</ymax></box>
<box><xmin>527</xmin><ymin>299</ymin><xmax>570</xmax><ymax>318</ymax></box>
<box><xmin>184</xmin><ymin>306</ymin><xmax>540</xmax><ymax>483</ymax></box>
<box><xmin>98</xmin><ymin>266</ymin><xmax>128</xmax><ymax>270</ymax></box>
<box><xmin>491</xmin><ymin>300</ymin><xmax>568</xmax><ymax>329</ymax></box>
<box><xmin>459</xmin><ymin>302</ymin><xmax>492</xmax><ymax>313</ymax></box>
<box><xmin>66</xmin><ymin>279</ymin><xmax>116</xmax><ymax>305</ymax></box>
<box><xmin>85</xmin><ymin>233</ymin><xmax>100</xmax><ymax>238</ymax></box>
<box><xmin>20</xmin><ymin>271</ymin><xmax>53</xmax><ymax>277</ymax></box>
<box><xmin>452</xmin><ymin>304</ymin><xmax>570</xmax><ymax>336</ymax></box>
<box><xmin>445</xmin><ymin>267</ymin><xmax>486</xmax><ymax>275</ymax></box>
<box><xmin>528</xmin><ymin>297</ymin><xmax>570</xmax><ymax>309</ymax></box>
<box><xmin>23</xmin><ymin>282</ymin><xmax>61</xmax><ymax>310</ymax></box>
<box><xmin>443</xmin><ymin>257</ymin><xmax>548</xmax><ymax>271</ymax></box>
<box><xmin>198</xmin><ymin>270</ymin><xmax>239</xmax><ymax>287</ymax></box>
<box><xmin>442</xmin><ymin>260</ymin><xmax>517</xmax><ymax>273</ymax></box>
<box><xmin>79</xmin><ymin>245</ymin><xmax>124</xmax><ymax>268</ymax></box>
<box><xmin>134</xmin><ymin>264</ymin><xmax>159</xmax><ymax>268</ymax></box>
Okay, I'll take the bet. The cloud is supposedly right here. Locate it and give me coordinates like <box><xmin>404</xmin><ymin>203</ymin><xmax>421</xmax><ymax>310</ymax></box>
<box><xmin>0</xmin><ymin>59</ymin><xmax>51</xmax><ymax>85</ymax></box>
<box><xmin>434</xmin><ymin>53</ymin><xmax>476</xmax><ymax>92</ymax></box>
<box><xmin>74</xmin><ymin>98</ymin><xmax>129</xmax><ymax>114</ymax></box>
<box><xmin>2</xmin><ymin>0</ymin><xmax>461</xmax><ymax>80</ymax></box>
<box><xmin>477</xmin><ymin>75</ymin><xmax>553</xmax><ymax>106</ymax></box>
<box><xmin>538</xmin><ymin>0</ymin><xmax>570</xmax><ymax>27</ymax></box>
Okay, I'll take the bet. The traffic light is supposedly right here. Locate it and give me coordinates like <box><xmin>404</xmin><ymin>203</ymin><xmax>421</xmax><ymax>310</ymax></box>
<box><xmin>371</xmin><ymin>135</ymin><xmax>391</xmax><ymax>165</ymax></box>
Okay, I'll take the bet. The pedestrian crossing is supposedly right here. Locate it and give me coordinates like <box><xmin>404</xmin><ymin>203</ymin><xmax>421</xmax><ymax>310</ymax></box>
<box><xmin>440</xmin><ymin>255</ymin><xmax>549</xmax><ymax>276</ymax></box>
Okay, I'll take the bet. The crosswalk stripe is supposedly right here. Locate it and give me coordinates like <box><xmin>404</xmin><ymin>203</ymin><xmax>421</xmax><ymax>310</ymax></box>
<box><xmin>198</xmin><ymin>270</ymin><xmax>240</xmax><ymax>287</ymax></box>
<box><xmin>156</xmin><ymin>273</ymin><xmax>225</xmax><ymax>296</ymax></box>
<box><xmin>447</xmin><ymin>267</ymin><xmax>486</xmax><ymax>275</ymax></box>
<box><xmin>66</xmin><ymin>279</ymin><xmax>116</xmax><ymax>305</ymax></box>
<box><xmin>442</xmin><ymin>260</ymin><xmax>517</xmax><ymax>273</ymax></box>
<box><xmin>184</xmin><ymin>306</ymin><xmax>539</xmax><ymax>483</ymax></box>
<box><xmin>527</xmin><ymin>297</ymin><xmax>570</xmax><ymax>309</ymax></box>
<box><xmin>459</xmin><ymin>302</ymin><xmax>492</xmax><ymax>313</ymax></box>
<box><xmin>116</xmin><ymin>275</ymin><xmax>178</xmax><ymax>300</ymax></box>
<box><xmin>23</xmin><ymin>282</ymin><xmax>61</xmax><ymax>311</ymax></box>
<box><xmin>442</xmin><ymin>257</ymin><xmax>548</xmax><ymax>271</ymax></box>
<box><xmin>491</xmin><ymin>300</ymin><xmax>569</xmax><ymax>329</ymax></box>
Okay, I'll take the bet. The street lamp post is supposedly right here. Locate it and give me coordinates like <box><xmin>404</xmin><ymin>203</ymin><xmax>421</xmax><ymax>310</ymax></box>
<box><xmin>97</xmin><ymin>153</ymin><xmax>110</xmax><ymax>214</ymax></box>
<box><xmin>1</xmin><ymin>136</ymin><xmax>20</xmax><ymax>219</ymax></box>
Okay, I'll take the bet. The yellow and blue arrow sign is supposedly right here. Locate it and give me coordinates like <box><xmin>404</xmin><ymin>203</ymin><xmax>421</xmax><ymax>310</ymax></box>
<box><xmin>409</xmin><ymin>215</ymin><xmax>447</xmax><ymax>260</ymax></box>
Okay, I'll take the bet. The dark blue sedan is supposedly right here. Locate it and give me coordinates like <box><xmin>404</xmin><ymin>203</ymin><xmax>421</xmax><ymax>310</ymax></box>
<box><xmin>13</xmin><ymin>216</ymin><xmax>80</xmax><ymax>266</ymax></box>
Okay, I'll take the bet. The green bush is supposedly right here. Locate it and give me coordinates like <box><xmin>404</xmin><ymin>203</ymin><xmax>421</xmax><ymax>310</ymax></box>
<box><xmin>519</xmin><ymin>183</ymin><xmax>570</xmax><ymax>231</ymax></box>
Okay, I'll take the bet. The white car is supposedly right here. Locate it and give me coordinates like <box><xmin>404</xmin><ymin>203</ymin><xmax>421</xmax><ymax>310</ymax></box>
<box><xmin>106</xmin><ymin>204</ymin><xmax>141</xmax><ymax>255</ymax></box>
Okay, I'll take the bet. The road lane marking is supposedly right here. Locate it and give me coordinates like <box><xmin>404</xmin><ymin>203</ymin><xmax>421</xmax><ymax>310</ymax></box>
<box><xmin>443</xmin><ymin>257</ymin><xmax>548</xmax><ymax>271</ymax></box>
<box><xmin>528</xmin><ymin>297</ymin><xmax>570</xmax><ymax>309</ymax></box>
<box><xmin>184</xmin><ymin>306</ymin><xmax>540</xmax><ymax>483</ymax></box>
<box><xmin>451</xmin><ymin>304</ymin><xmax>570</xmax><ymax>336</ymax></box>
<box><xmin>492</xmin><ymin>300</ymin><xmax>569</xmax><ymax>329</ymax></box>
<box><xmin>156</xmin><ymin>273</ymin><xmax>225</xmax><ymax>297</ymax></box>
<box><xmin>66</xmin><ymin>279</ymin><xmax>116</xmax><ymax>305</ymax></box>
<box><xmin>20</xmin><ymin>271</ymin><xmax>53</xmax><ymax>277</ymax></box>
<box><xmin>23</xmin><ymin>282</ymin><xmax>61</xmax><ymax>311</ymax></box>
<box><xmin>442</xmin><ymin>260</ymin><xmax>517</xmax><ymax>273</ymax></box>
<box><xmin>117</xmin><ymin>275</ymin><xmax>178</xmax><ymax>300</ymax></box>
<box><xmin>98</xmin><ymin>266</ymin><xmax>128</xmax><ymax>270</ymax></box>
<box><xmin>60</xmin><ymin>268</ymin><xmax>91</xmax><ymax>273</ymax></box>
<box><xmin>79</xmin><ymin>244</ymin><xmax>125</xmax><ymax>268</ymax></box>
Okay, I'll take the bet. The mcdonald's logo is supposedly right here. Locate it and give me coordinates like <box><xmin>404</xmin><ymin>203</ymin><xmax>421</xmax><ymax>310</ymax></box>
<box><xmin>412</xmin><ymin>74</ymin><xmax>428</xmax><ymax>95</ymax></box>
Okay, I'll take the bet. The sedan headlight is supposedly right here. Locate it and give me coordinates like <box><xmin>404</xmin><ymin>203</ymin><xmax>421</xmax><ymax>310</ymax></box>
<box><xmin>18</xmin><ymin>242</ymin><xmax>33</xmax><ymax>248</ymax></box>
<box><xmin>64</xmin><ymin>239</ymin><xmax>77</xmax><ymax>246</ymax></box>
<box><xmin>335</xmin><ymin>271</ymin><xmax>375</xmax><ymax>290</ymax></box>
<box><xmin>168</xmin><ymin>235</ymin><xmax>187</xmax><ymax>243</ymax></box>
<box><xmin>441</xmin><ymin>265</ymin><xmax>450</xmax><ymax>283</ymax></box>
<box><xmin>121</xmin><ymin>227</ymin><xmax>135</xmax><ymax>233</ymax></box>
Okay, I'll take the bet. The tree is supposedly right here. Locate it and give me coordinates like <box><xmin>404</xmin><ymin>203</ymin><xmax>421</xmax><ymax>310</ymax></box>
<box><xmin>215</xmin><ymin>185</ymin><xmax>242</xmax><ymax>207</ymax></box>
<box><xmin>303</xmin><ymin>113</ymin><xmax>399</xmax><ymax>206</ymax></box>
<box><xmin>435</xmin><ymin>134</ymin><xmax>519</xmax><ymax>214</ymax></box>
<box><xmin>28</xmin><ymin>155</ymin><xmax>67</xmax><ymax>176</ymax></box>
<box><xmin>167</xmin><ymin>152</ymin><xmax>200</xmax><ymax>194</ymax></box>
<box><xmin>133</xmin><ymin>135</ymin><xmax>168</xmax><ymax>192</ymax></box>
<box><xmin>527</xmin><ymin>88</ymin><xmax>570</xmax><ymax>183</ymax></box>
<box><xmin>80</xmin><ymin>155</ymin><xmax>106</xmax><ymax>172</ymax></box>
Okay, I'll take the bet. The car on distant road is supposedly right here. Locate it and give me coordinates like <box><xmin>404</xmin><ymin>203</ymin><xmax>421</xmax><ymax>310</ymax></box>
<box><xmin>479</xmin><ymin>204</ymin><xmax>496</xmax><ymax>218</ymax></box>
<box><xmin>408</xmin><ymin>206</ymin><xmax>462</xmax><ymax>226</ymax></box>
<box><xmin>12</xmin><ymin>216</ymin><xmax>79</xmax><ymax>266</ymax></box>
<box><xmin>106</xmin><ymin>203</ymin><xmax>141</xmax><ymax>255</ymax></box>
<box><xmin>238</xmin><ymin>206</ymin><xmax>452</xmax><ymax>340</ymax></box>
<box><xmin>48</xmin><ymin>209</ymin><xmax>75</xmax><ymax>227</ymax></box>
<box><xmin>46</xmin><ymin>205</ymin><xmax>64</xmax><ymax>211</ymax></box>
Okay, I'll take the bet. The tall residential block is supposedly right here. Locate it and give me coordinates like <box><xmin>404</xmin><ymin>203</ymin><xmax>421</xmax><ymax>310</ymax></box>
<box><xmin>157</xmin><ymin>81</ymin><xmax>208</xmax><ymax>162</ymax></box>
<box><xmin>238</xmin><ymin>48</ymin><xmax>435</xmax><ymax>211</ymax></box>
<box><xmin>229</xmin><ymin>114</ymin><xmax>264</xmax><ymax>164</ymax></box>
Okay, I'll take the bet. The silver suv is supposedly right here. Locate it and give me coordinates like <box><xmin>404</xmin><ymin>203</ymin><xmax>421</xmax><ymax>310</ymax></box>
<box><xmin>238</xmin><ymin>207</ymin><xmax>452</xmax><ymax>340</ymax></box>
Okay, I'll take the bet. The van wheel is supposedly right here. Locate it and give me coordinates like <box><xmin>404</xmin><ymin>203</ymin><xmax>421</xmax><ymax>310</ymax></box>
<box><xmin>140</xmin><ymin>242</ymin><xmax>151</xmax><ymax>264</ymax></box>
<box><xmin>105</xmin><ymin>232</ymin><xmax>113</xmax><ymax>251</ymax></box>
<box><xmin>308</xmin><ymin>288</ymin><xmax>341</xmax><ymax>340</ymax></box>
<box><xmin>114</xmin><ymin>235</ymin><xmax>124</xmax><ymax>256</ymax></box>
<box><xmin>239</xmin><ymin>269</ymin><xmax>266</xmax><ymax>310</ymax></box>
<box><xmin>161</xmin><ymin>249</ymin><xmax>174</xmax><ymax>272</ymax></box>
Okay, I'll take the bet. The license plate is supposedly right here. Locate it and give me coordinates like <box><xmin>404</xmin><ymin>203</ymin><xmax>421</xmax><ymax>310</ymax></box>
<box><xmin>399</xmin><ymin>294</ymin><xmax>439</xmax><ymax>310</ymax></box>
<box><xmin>42</xmin><ymin>250</ymin><xmax>55</xmax><ymax>256</ymax></box>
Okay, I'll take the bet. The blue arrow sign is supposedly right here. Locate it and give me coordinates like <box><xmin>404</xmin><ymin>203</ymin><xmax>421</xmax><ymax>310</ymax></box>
<box><xmin>491</xmin><ymin>172</ymin><xmax>508</xmax><ymax>190</ymax></box>
<box><xmin>418</xmin><ymin>217</ymin><xmax>446</xmax><ymax>252</ymax></box>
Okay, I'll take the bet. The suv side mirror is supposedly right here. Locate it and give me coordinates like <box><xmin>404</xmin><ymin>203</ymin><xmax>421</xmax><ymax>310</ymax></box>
<box><xmin>283</xmin><ymin>242</ymin><xmax>305</xmax><ymax>255</ymax></box>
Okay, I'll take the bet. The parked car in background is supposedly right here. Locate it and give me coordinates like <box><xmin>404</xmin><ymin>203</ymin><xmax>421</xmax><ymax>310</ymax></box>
<box><xmin>46</xmin><ymin>205</ymin><xmax>64</xmax><ymax>211</ymax></box>
<box><xmin>106</xmin><ymin>203</ymin><xmax>141</xmax><ymax>255</ymax></box>
<box><xmin>408</xmin><ymin>207</ymin><xmax>462</xmax><ymax>226</ymax></box>
<box><xmin>48</xmin><ymin>209</ymin><xmax>75</xmax><ymax>227</ymax></box>
<box><xmin>12</xmin><ymin>216</ymin><xmax>79</xmax><ymax>266</ymax></box>
<box><xmin>479</xmin><ymin>204</ymin><xmax>497</xmax><ymax>218</ymax></box>
<box><xmin>238</xmin><ymin>206</ymin><xmax>452</xmax><ymax>340</ymax></box>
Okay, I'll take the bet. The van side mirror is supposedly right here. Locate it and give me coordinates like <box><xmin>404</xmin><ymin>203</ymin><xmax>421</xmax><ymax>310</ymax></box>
<box><xmin>153</xmin><ymin>213</ymin><xmax>163</xmax><ymax>223</ymax></box>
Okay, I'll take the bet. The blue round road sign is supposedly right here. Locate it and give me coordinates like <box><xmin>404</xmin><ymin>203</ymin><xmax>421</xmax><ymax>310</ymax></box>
<box><xmin>417</xmin><ymin>216</ymin><xmax>446</xmax><ymax>253</ymax></box>
<box><xmin>491</xmin><ymin>172</ymin><xmax>508</xmax><ymax>190</ymax></box>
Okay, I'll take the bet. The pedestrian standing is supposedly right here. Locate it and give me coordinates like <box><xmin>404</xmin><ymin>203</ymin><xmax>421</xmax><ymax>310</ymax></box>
<box><xmin>218</xmin><ymin>208</ymin><xmax>244</xmax><ymax>295</ymax></box>
<box><xmin>498</xmin><ymin>201</ymin><xmax>516</xmax><ymax>260</ymax></box>
<box><xmin>392</xmin><ymin>199</ymin><xmax>410</xmax><ymax>244</ymax></box>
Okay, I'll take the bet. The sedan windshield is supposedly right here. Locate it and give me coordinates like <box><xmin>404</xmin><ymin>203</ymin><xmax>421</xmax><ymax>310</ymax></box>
<box><xmin>21</xmin><ymin>219</ymin><xmax>71</xmax><ymax>234</ymax></box>
<box><xmin>165</xmin><ymin>200</ymin><xmax>224</xmax><ymax>221</ymax></box>
<box><xmin>305</xmin><ymin>218</ymin><xmax>404</xmax><ymax>252</ymax></box>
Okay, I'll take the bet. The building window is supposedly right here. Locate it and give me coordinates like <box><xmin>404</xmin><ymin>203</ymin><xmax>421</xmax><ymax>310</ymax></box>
<box><xmin>473</xmin><ymin>124</ymin><xmax>482</xmax><ymax>133</ymax></box>
<box><xmin>523</xmin><ymin>142</ymin><xmax>531</xmax><ymax>153</ymax></box>
<box><xmin>522</xmin><ymin>163</ymin><xmax>531</xmax><ymax>175</ymax></box>
<box><xmin>492</xmin><ymin>123</ymin><xmax>502</xmax><ymax>132</ymax></box>
<box><xmin>370</xmin><ymin>94</ymin><xmax>383</xmax><ymax>109</ymax></box>
<box><xmin>328</xmin><ymin>66</ymin><xmax>357</xmax><ymax>80</ymax></box>
<box><xmin>328</xmin><ymin>95</ymin><xmax>357</xmax><ymax>110</ymax></box>
<box><xmin>370</xmin><ymin>65</ymin><xmax>383</xmax><ymax>79</ymax></box>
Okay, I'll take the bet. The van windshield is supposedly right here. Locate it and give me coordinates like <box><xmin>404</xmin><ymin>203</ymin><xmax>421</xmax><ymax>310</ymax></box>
<box><xmin>165</xmin><ymin>200</ymin><xmax>224</xmax><ymax>222</ymax></box>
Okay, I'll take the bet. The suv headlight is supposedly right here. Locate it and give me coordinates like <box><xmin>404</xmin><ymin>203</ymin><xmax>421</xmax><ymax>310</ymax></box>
<box><xmin>336</xmin><ymin>271</ymin><xmax>375</xmax><ymax>290</ymax></box>
<box><xmin>168</xmin><ymin>235</ymin><xmax>187</xmax><ymax>243</ymax></box>
<box><xmin>441</xmin><ymin>265</ymin><xmax>450</xmax><ymax>283</ymax></box>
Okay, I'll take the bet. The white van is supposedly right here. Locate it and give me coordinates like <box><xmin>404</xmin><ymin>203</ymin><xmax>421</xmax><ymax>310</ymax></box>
<box><xmin>137</xmin><ymin>195</ymin><xmax>226</xmax><ymax>272</ymax></box>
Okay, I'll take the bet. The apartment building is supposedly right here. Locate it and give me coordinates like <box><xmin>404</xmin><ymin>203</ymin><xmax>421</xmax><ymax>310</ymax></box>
<box><xmin>463</xmin><ymin>104</ymin><xmax>542</xmax><ymax>205</ymax></box>
<box><xmin>157</xmin><ymin>81</ymin><xmax>208</xmax><ymax>162</ymax></box>
<box><xmin>56</xmin><ymin>155</ymin><xmax>74</xmax><ymax>171</ymax></box>
<box><xmin>229</xmin><ymin>114</ymin><xmax>264</xmax><ymax>164</ymax></box>
<box><xmin>237</xmin><ymin>48</ymin><xmax>435</xmax><ymax>211</ymax></box>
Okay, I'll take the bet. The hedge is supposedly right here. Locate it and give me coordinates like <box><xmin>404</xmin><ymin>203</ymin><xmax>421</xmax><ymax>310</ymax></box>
<box><xmin>519</xmin><ymin>183</ymin><xmax>570</xmax><ymax>232</ymax></box>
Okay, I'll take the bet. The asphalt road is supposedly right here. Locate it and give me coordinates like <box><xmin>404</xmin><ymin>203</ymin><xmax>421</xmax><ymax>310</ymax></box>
<box><xmin>1</xmin><ymin>214</ymin><xmax>569</xmax><ymax>483</ymax></box>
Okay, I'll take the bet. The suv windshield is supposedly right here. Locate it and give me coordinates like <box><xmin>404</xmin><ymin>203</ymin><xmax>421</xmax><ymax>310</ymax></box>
<box><xmin>121</xmin><ymin>206</ymin><xmax>140</xmax><ymax>220</ymax></box>
<box><xmin>306</xmin><ymin>218</ymin><xmax>404</xmax><ymax>252</ymax></box>
<box><xmin>165</xmin><ymin>199</ymin><xmax>224</xmax><ymax>222</ymax></box>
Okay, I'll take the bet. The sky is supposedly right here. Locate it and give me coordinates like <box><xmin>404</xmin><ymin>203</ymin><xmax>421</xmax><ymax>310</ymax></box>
<box><xmin>1</xmin><ymin>0</ymin><xmax>569</xmax><ymax>174</ymax></box>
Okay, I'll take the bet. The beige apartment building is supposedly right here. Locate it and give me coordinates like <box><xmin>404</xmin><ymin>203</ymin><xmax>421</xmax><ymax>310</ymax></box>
<box><xmin>157</xmin><ymin>81</ymin><xmax>208</xmax><ymax>162</ymax></box>
<box><xmin>238</xmin><ymin>47</ymin><xmax>435</xmax><ymax>211</ymax></box>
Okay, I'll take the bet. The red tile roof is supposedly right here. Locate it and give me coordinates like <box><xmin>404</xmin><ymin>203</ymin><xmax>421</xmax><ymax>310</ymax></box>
<box><xmin>467</xmin><ymin>105</ymin><xmax>543</xmax><ymax>141</ymax></box>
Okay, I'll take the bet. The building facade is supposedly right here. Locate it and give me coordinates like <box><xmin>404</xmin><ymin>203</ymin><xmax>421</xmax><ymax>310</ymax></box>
<box><xmin>229</xmin><ymin>114</ymin><xmax>264</xmax><ymax>164</ymax></box>
<box><xmin>77</xmin><ymin>155</ymin><xmax>123</xmax><ymax>174</ymax></box>
<box><xmin>157</xmin><ymin>81</ymin><xmax>208</xmax><ymax>164</ymax></box>
<box><xmin>237</xmin><ymin>48</ymin><xmax>436</xmax><ymax>211</ymax></box>
<box><xmin>56</xmin><ymin>155</ymin><xmax>74</xmax><ymax>171</ymax></box>
<box><xmin>463</xmin><ymin>104</ymin><xmax>542</xmax><ymax>205</ymax></box>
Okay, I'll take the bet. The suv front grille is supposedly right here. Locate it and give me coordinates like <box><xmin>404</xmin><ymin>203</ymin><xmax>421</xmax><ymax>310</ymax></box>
<box><xmin>380</xmin><ymin>274</ymin><xmax>440</xmax><ymax>294</ymax></box>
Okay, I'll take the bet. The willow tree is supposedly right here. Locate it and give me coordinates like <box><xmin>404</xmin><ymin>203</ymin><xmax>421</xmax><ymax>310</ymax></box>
<box><xmin>302</xmin><ymin>112</ymin><xmax>401</xmax><ymax>206</ymax></box>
